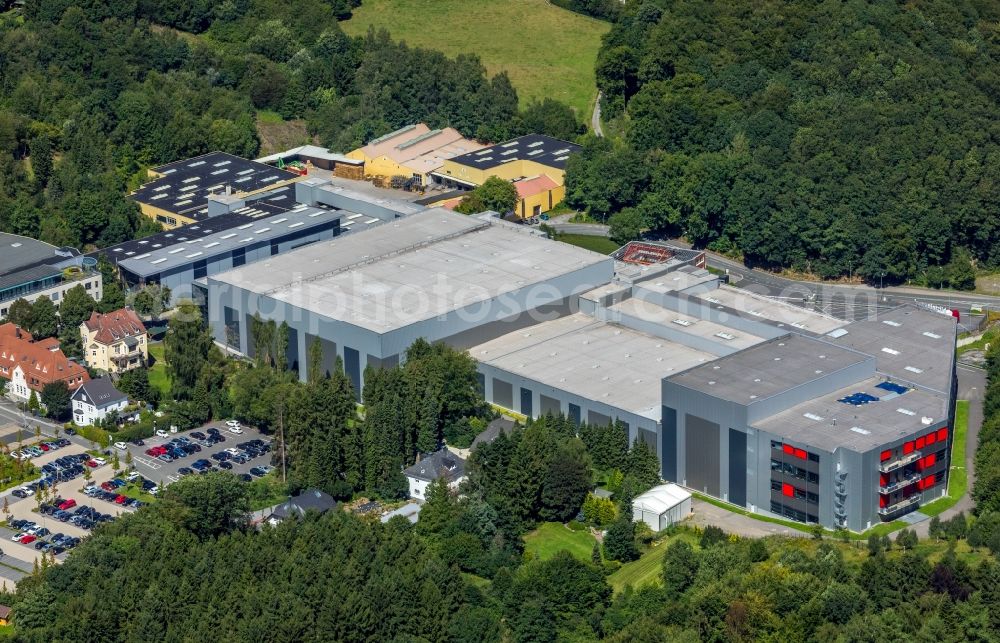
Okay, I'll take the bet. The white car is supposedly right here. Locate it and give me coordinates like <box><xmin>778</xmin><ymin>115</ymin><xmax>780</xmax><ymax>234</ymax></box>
<box><xmin>17</xmin><ymin>487</ymin><xmax>33</xmax><ymax>496</ymax></box>
<box><xmin>114</xmin><ymin>441</ymin><xmax>128</xmax><ymax>451</ymax></box>
<box><xmin>155</xmin><ymin>430</ymin><xmax>169</xmax><ymax>438</ymax></box>
<box><xmin>225</xmin><ymin>420</ymin><xmax>241</xmax><ymax>428</ymax></box>
<box><xmin>228</xmin><ymin>426</ymin><xmax>243</xmax><ymax>434</ymax></box>
<box><xmin>92</xmin><ymin>457</ymin><xmax>107</xmax><ymax>466</ymax></box>
<box><xmin>126</xmin><ymin>471</ymin><xmax>141</xmax><ymax>481</ymax></box>
<box><xmin>225</xmin><ymin>448</ymin><xmax>241</xmax><ymax>456</ymax></box>
<box><xmin>9</xmin><ymin>534</ymin><xmax>23</xmax><ymax>542</ymax></box>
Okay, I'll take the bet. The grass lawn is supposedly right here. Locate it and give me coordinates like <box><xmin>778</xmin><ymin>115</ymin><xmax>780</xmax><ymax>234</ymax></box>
<box><xmin>342</xmin><ymin>0</ymin><xmax>609</xmax><ymax>118</ymax></box>
<box><xmin>920</xmin><ymin>400</ymin><xmax>969</xmax><ymax>517</ymax></box>
<box><xmin>147</xmin><ymin>342</ymin><xmax>171</xmax><ymax>398</ymax></box>
<box><xmin>120</xmin><ymin>482</ymin><xmax>157</xmax><ymax>504</ymax></box>
<box><xmin>556</xmin><ymin>234</ymin><xmax>619</xmax><ymax>255</ymax></box>
<box><xmin>523</xmin><ymin>522</ymin><xmax>596</xmax><ymax>562</ymax></box>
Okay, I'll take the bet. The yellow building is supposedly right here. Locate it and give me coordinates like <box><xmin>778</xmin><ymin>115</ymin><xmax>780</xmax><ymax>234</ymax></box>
<box><xmin>131</xmin><ymin>152</ymin><xmax>303</xmax><ymax>229</ymax></box>
<box><xmin>80</xmin><ymin>308</ymin><xmax>149</xmax><ymax>374</ymax></box>
<box><xmin>347</xmin><ymin>124</ymin><xmax>483</xmax><ymax>187</ymax></box>
<box><xmin>431</xmin><ymin>134</ymin><xmax>581</xmax><ymax>219</ymax></box>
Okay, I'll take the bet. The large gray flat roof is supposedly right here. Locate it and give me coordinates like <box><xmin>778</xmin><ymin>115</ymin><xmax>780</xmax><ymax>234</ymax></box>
<box><xmin>666</xmin><ymin>334</ymin><xmax>869</xmax><ymax>404</ymax></box>
<box><xmin>0</xmin><ymin>233</ymin><xmax>59</xmax><ymax>274</ymax></box>
<box><xmin>608</xmin><ymin>298</ymin><xmax>767</xmax><ymax>352</ymax></box>
<box><xmin>752</xmin><ymin>376</ymin><xmax>948</xmax><ymax>452</ymax></box>
<box><xmin>210</xmin><ymin>209</ymin><xmax>612</xmax><ymax>332</ymax></box>
<box><xmin>471</xmin><ymin>313</ymin><xmax>718</xmax><ymax>420</ymax></box>
<box><xmin>823</xmin><ymin>305</ymin><xmax>957</xmax><ymax>394</ymax></box>
<box><xmin>695</xmin><ymin>285</ymin><xmax>847</xmax><ymax>335</ymax></box>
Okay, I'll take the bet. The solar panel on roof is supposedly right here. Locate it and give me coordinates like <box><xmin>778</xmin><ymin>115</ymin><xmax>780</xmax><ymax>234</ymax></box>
<box><xmin>876</xmin><ymin>382</ymin><xmax>908</xmax><ymax>395</ymax></box>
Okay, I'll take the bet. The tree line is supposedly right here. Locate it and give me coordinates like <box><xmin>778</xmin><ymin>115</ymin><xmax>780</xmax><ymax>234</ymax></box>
<box><xmin>10</xmin><ymin>468</ymin><xmax>1000</xmax><ymax>642</ymax></box>
<box><xmin>566</xmin><ymin>0</ymin><xmax>1000</xmax><ymax>287</ymax></box>
<box><xmin>0</xmin><ymin>0</ymin><xmax>584</xmax><ymax>259</ymax></box>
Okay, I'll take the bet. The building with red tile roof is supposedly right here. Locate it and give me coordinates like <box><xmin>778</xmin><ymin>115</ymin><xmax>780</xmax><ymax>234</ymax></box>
<box><xmin>0</xmin><ymin>323</ymin><xmax>89</xmax><ymax>402</ymax></box>
<box><xmin>80</xmin><ymin>308</ymin><xmax>148</xmax><ymax>374</ymax></box>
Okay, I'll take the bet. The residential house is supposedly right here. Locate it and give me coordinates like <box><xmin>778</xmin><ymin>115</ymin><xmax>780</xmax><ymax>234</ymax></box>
<box><xmin>403</xmin><ymin>449</ymin><xmax>466</xmax><ymax>501</ymax></box>
<box><xmin>470</xmin><ymin>417</ymin><xmax>517</xmax><ymax>450</ymax></box>
<box><xmin>81</xmin><ymin>308</ymin><xmax>148</xmax><ymax>374</ymax></box>
<box><xmin>0</xmin><ymin>604</ymin><xmax>11</xmax><ymax>626</ymax></box>
<box><xmin>266</xmin><ymin>489</ymin><xmax>338</xmax><ymax>525</ymax></box>
<box><xmin>71</xmin><ymin>378</ymin><xmax>129</xmax><ymax>427</ymax></box>
<box><xmin>0</xmin><ymin>323</ymin><xmax>89</xmax><ymax>403</ymax></box>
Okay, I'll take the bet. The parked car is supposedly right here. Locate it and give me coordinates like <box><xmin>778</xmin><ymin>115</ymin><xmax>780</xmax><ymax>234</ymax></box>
<box><xmin>191</xmin><ymin>431</ymin><xmax>206</xmax><ymax>440</ymax></box>
<box><xmin>177</xmin><ymin>467</ymin><xmax>193</xmax><ymax>476</ymax></box>
<box><xmin>114</xmin><ymin>495</ymin><xmax>127</xmax><ymax>505</ymax></box>
<box><xmin>114</xmin><ymin>441</ymin><xmax>128</xmax><ymax>451</ymax></box>
<box><xmin>11</xmin><ymin>488</ymin><xmax>28</xmax><ymax>499</ymax></box>
<box><xmin>131</xmin><ymin>438</ymin><xmax>145</xmax><ymax>446</ymax></box>
<box><xmin>249</xmin><ymin>467</ymin><xmax>266</xmax><ymax>477</ymax></box>
<box><xmin>238</xmin><ymin>474</ymin><xmax>252</xmax><ymax>482</ymax></box>
<box><xmin>228</xmin><ymin>426</ymin><xmax>243</xmax><ymax>435</ymax></box>
<box><xmin>225</xmin><ymin>420</ymin><xmax>240</xmax><ymax>428</ymax></box>
<box><xmin>18</xmin><ymin>535</ymin><xmax>36</xmax><ymax>545</ymax></box>
<box><xmin>64</xmin><ymin>428</ymin><xmax>76</xmax><ymax>436</ymax></box>
<box><xmin>157</xmin><ymin>454</ymin><xmax>174</xmax><ymax>463</ymax></box>
<box><xmin>85</xmin><ymin>459</ymin><xmax>99</xmax><ymax>468</ymax></box>
<box><xmin>58</xmin><ymin>499</ymin><xmax>76</xmax><ymax>510</ymax></box>
<box><xmin>34</xmin><ymin>528</ymin><xmax>50</xmax><ymax>538</ymax></box>
<box><xmin>217</xmin><ymin>461</ymin><xmax>233</xmax><ymax>470</ymax></box>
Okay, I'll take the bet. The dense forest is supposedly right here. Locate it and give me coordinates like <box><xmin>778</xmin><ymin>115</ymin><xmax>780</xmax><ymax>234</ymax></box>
<box><xmin>566</xmin><ymin>0</ymin><xmax>1000</xmax><ymax>286</ymax></box>
<box><xmin>0</xmin><ymin>0</ymin><xmax>580</xmax><ymax>252</ymax></box>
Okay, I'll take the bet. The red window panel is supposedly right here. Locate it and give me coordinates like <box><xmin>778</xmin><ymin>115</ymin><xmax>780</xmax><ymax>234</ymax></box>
<box><xmin>937</xmin><ymin>428</ymin><xmax>948</xmax><ymax>442</ymax></box>
<box><xmin>916</xmin><ymin>436</ymin><xmax>926</xmax><ymax>449</ymax></box>
<box><xmin>917</xmin><ymin>478</ymin><xmax>925</xmax><ymax>490</ymax></box>
<box><xmin>925</xmin><ymin>453</ymin><xmax>936</xmax><ymax>468</ymax></box>
<box><xmin>926</xmin><ymin>432</ymin><xmax>936</xmax><ymax>446</ymax></box>
<box><xmin>903</xmin><ymin>441</ymin><xmax>915</xmax><ymax>454</ymax></box>
<box><xmin>879</xmin><ymin>495</ymin><xmax>887</xmax><ymax>508</ymax></box>
<box><xmin>782</xmin><ymin>483</ymin><xmax>794</xmax><ymax>497</ymax></box>
<box><xmin>793</xmin><ymin>448</ymin><xmax>807</xmax><ymax>460</ymax></box>
<box><xmin>880</xmin><ymin>449</ymin><xmax>892</xmax><ymax>462</ymax></box>
<box><xmin>880</xmin><ymin>473</ymin><xmax>889</xmax><ymax>486</ymax></box>
<box><xmin>922</xmin><ymin>475</ymin><xmax>934</xmax><ymax>490</ymax></box>
<box><xmin>783</xmin><ymin>444</ymin><xmax>795</xmax><ymax>456</ymax></box>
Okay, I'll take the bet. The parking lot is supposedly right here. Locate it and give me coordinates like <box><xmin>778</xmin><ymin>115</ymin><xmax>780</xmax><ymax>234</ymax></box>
<box><xmin>122</xmin><ymin>422</ymin><xmax>274</xmax><ymax>487</ymax></box>
<box><xmin>0</xmin><ymin>441</ymin><xmax>136</xmax><ymax>587</ymax></box>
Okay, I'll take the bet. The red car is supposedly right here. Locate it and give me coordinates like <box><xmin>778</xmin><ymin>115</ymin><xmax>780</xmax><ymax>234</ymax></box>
<box><xmin>85</xmin><ymin>459</ymin><xmax>99</xmax><ymax>468</ymax></box>
<box><xmin>38</xmin><ymin>444</ymin><xmax>49</xmax><ymax>452</ymax></box>
<box><xmin>101</xmin><ymin>481</ymin><xmax>116</xmax><ymax>491</ymax></box>
<box><xmin>58</xmin><ymin>499</ymin><xmax>76</xmax><ymax>510</ymax></box>
<box><xmin>114</xmin><ymin>495</ymin><xmax>127</xmax><ymax>505</ymax></box>
<box><xmin>19</xmin><ymin>535</ymin><xmax>36</xmax><ymax>544</ymax></box>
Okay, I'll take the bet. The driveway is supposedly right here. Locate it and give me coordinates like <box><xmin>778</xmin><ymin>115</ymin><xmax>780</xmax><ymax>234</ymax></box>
<box><xmin>688</xmin><ymin>499</ymin><xmax>804</xmax><ymax>538</ymax></box>
<box><xmin>911</xmin><ymin>364</ymin><xmax>985</xmax><ymax>537</ymax></box>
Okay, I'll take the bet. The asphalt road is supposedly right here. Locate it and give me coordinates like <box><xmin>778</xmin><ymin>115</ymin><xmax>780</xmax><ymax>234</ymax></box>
<box><xmin>591</xmin><ymin>91</ymin><xmax>604</xmax><ymax>137</ymax></box>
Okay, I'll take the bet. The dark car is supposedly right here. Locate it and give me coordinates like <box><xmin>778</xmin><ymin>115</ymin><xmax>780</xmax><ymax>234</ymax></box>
<box><xmin>11</xmin><ymin>489</ymin><xmax>27</xmax><ymax>499</ymax></box>
<box><xmin>131</xmin><ymin>438</ymin><xmax>145</xmax><ymax>446</ymax></box>
<box><xmin>178</xmin><ymin>467</ymin><xmax>194</xmax><ymax>476</ymax></box>
<box><xmin>248</xmin><ymin>467</ymin><xmax>266</xmax><ymax>477</ymax></box>
<box><xmin>64</xmin><ymin>428</ymin><xmax>76</xmax><ymax>436</ymax></box>
<box><xmin>238</xmin><ymin>473</ymin><xmax>252</xmax><ymax>482</ymax></box>
<box><xmin>217</xmin><ymin>461</ymin><xmax>233</xmax><ymax>470</ymax></box>
<box><xmin>207</xmin><ymin>427</ymin><xmax>221</xmax><ymax>435</ymax></box>
<box><xmin>191</xmin><ymin>431</ymin><xmax>206</xmax><ymax>440</ymax></box>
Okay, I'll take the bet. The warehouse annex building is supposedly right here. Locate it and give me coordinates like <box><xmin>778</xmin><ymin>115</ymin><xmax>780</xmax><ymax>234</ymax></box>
<box><xmin>205</xmin><ymin>208</ymin><xmax>613</xmax><ymax>396</ymax></box>
<box><xmin>347</xmin><ymin>124</ymin><xmax>483</xmax><ymax>188</ymax></box>
<box><xmin>130</xmin><ymin>152</ymin><xmax>304</xmax><ymax>229</ymax></box>
<box><xmin>469</xmin><ymin>245</ymin><xmax>958</xmax><ymax>532</ymax></box>
<box><xmin>431</xmin><ymin>134</ymin><xmax>581</xmax><ymax>219</ymax></box>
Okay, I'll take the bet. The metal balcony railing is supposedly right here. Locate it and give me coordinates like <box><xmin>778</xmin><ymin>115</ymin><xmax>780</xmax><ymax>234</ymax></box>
<box><xmin>879</xmin><ymin>473</ymin><xmax>921</xmax><ymax>494</ymax></box>
<box><xmin>879</xmin><ymin>451</ymin><xmax>921</xmax><ymax>473</ymax></box>
<box><xmin>878</xmin><ymin>494</ymin><xmax>920</xmax><ymax>516</ymax></box>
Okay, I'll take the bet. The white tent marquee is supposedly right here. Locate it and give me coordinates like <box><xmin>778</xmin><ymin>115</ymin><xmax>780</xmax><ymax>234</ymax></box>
<box><xmin>632</xmin><ymin>483</ymin><xmax>692</xmax><ymax>531</ymax></box>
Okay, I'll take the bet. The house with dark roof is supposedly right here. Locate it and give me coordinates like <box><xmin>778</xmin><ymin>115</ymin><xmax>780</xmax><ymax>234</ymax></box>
<box><xmin>80</xmin><ymin>308</ymin><xmax>147</xmax><ymax>374</ymax></box>
<box><xmin>471</xmin><ymin>417</ymin><xmax>517</xmax><ymax>449</ymax></box>
<box><xmin>72</xmin><ymin>378</ymin><xmax>128</xmax><ymax>427</ymax></box>
<box><xmin>403</xmin><ymin>449</ymin><xmax>466</xmax><ymax>501</ymax></box>
<box><xmin>266</xmin><ymin>489</ymin><xmax>338</xmax><ymax>524</ymax></box>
